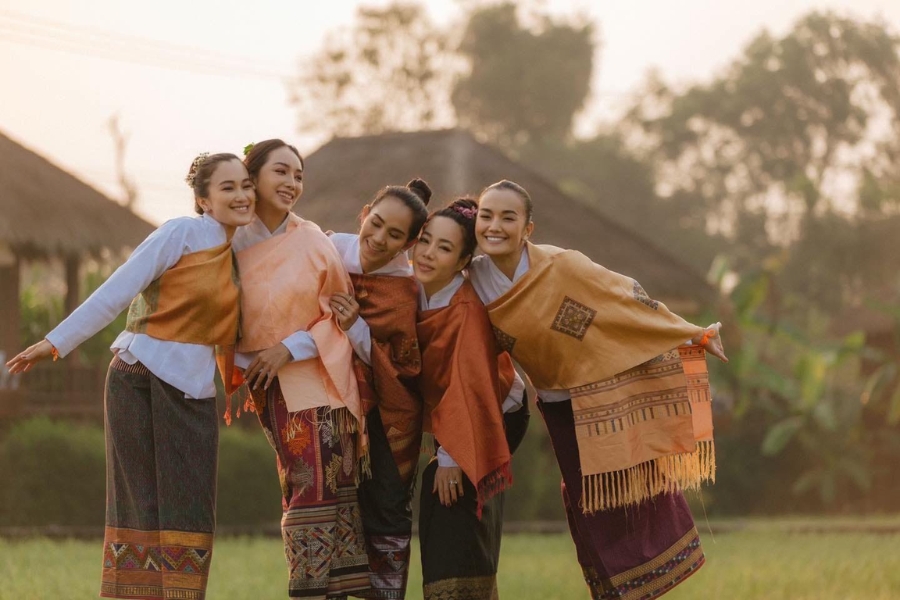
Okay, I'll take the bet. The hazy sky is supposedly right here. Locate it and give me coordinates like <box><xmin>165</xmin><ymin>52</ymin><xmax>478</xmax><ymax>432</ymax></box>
<box><xmin>2</xmin><ymin>0</ymin><xmax>899</xmax><ymax>225</ymax></box>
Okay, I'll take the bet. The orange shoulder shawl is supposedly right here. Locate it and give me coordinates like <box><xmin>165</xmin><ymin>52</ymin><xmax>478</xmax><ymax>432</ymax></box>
<box><xmin>126</xmin><ymin>241</ymin><xmax>239</xmax><ymax>346</ymax></box>
<box><xmin>487</xmin><ymin>243</ymin><xmax>714</xmax><ymax>512</ymax></box>
<box><xmin>417</xmin><ymin>280</ymin><xmax>513</xmax><ymax>514</ymax></box>
<box><xmin>126</xmin><ymin>242</ymin><xmax>241</xmax><ymax>406</ymax></box>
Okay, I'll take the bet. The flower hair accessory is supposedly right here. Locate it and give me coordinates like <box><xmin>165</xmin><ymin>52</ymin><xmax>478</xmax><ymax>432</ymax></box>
<box><xmin>185</xmin><ymin>152</ymin><xmax>210</xmax><ymax>188</ymax></box>
<box><xmin>452</xmin><ymin>205</ymin><xmax>477</xmax><ymax>219</ymax></box>
<box><xmin>242</xmin><ymin>142</ymin><xmax>255</xmax><ymax>157</ymax></box>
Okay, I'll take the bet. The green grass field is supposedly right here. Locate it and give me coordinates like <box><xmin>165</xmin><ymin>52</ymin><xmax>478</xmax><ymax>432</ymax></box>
<box><xmin>2</xmin><ymin>528</ymin><xmax>899</xmax><ymax>599</ymax></box>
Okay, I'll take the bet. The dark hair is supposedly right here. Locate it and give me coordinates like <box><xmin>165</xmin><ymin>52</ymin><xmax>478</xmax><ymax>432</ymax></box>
<box><xmin>424</xmin><ymin>197</ymin><xmax>479</xmax><ymax>266</ymax></box>
<box><xmin>186</xmin><ymin>152</ymin><xmax>243</xmax><ymax>215</ymax></box>
<box><xmin>243</xmin><ymin>139</ymin><xmax>304</xmax><ymax>180</ymax></box>
<box><xmin>364</xmin><ymin>178</ymin><xmax>432</xmax><ymax>242</ymax></box>
<box><xmin>478</xmin><ymin>179</ymin><xmax>533</xmax><ymax>223</ymax></box>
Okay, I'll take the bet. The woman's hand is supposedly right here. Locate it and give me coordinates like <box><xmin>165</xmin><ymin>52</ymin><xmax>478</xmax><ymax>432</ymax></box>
<box><xmin>329</xmin><ymin>293</ymin><xmax>360</xmax><ymax>332</ymax></box>
<box><xmin>433</xmin><ymin>466</ymin><xmax>464</xmax><ymax>507</ymax></box>
<box><xmin>695</xmin><ymin>322</ymin><xmax>728</xmax><ymax>363</ymax></box>
<box><xmin>244</xmin><ymin>343</ymin><xmax>292</xmax><ymax>390</ymax></box>
<box><xmin>5</xmin><ymin>340</ymin><xmax>55</xmax><ymax>375</ymax></box>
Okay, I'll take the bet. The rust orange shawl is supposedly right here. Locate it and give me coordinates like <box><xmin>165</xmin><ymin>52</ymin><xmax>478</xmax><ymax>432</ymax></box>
<box><xmin>237</xmin><ymin>214</ymin><xmax>362</xmax><ymax>434</ymax></box>
<box><xmin>417</xmin><ymin>280</ymin><xmax>513</xmax><ymax>514</ymax></box>
<box><xmin>350</xmin><ymin>272</ymin><xmax>423</xmax><ymax>485</ymax></box>
<box><xmin>487</xmin><ymin>243</ymin><xmax>715</xmax><ymax>512</ymax></box>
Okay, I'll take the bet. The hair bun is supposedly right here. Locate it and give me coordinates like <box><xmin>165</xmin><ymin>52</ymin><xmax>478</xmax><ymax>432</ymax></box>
<box><xmin>406</xmin><ymin>178</ymin><xmax>432</xmax><ymax>206</ymax></box>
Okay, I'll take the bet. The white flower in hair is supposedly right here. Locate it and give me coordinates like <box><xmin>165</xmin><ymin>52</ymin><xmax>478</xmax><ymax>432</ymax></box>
<box><xmin>185</xmin><ymin>152</ymin><xmax>211</xmax><ymax>188</ymax></box>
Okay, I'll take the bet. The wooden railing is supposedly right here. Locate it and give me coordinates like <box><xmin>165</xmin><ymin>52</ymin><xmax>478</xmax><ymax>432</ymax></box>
<box><xmin>0</xmin><ymin>363</ymin><xmax>106</xmax><ymax>422</ymax></box>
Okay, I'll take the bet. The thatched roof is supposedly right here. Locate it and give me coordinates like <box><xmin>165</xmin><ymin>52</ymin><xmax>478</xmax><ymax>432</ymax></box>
<box><xmin>300</xmin><ymin>129</ymin><xmax>713</xmax><ymax>309</ymax></box>
<box><xmin>0</xmin><ymin>131</ymin><xmax>155</xmax><ymax>257</ymax></box>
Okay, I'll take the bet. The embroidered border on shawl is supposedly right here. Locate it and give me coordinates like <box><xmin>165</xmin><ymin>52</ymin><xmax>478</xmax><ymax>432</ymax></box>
<box><xmin>632</xmin><ymin>280</ymin><xmax>659</xmax><ymax>310</ymax></box>
<box><xmin>491</xmin><ymin>325</ymin><xmax>517</xmax><ymax>354</ymax></box>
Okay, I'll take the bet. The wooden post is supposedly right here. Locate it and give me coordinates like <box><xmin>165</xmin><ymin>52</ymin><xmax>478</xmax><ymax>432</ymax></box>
<box><xmin>0</xmin><ymin>252</ymin><xmax>23</xmax><ymax>418</ymax></box>
<box><xmin>0</xmin><ymin>253</ymin><xmax>20</xmax><ymax>361</ymax></box>
<box><xmin>64</xmin><ymin>254</ymin><xmax>81</xmax><ymax>366</ymax></box>
<box><xmin>64</xmin><ymin>255</ymin><xmax>80</xmax><ymax>316</ymax></box>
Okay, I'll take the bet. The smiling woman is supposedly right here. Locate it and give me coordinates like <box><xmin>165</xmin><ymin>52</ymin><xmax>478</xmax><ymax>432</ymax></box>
<box><xmin>4</xmin><ymin>152</ymin><xmax>254</xmax><ymax>600</ymax></box>
<box><xmin>231</xmin><ymin>138</ymin><xmax>371</xmax><ymax>599</ymax></box>
<box><xmin>468</xmin><ymin>179</ymin><xmax>728</xmax><ymax>600</ymax></box>
<box><xmin>325</xmin><ymin>178</ymin><xmax>430</xmax><ymax>598</ymax></box>
<box><xmin>412</xmin><ymin>198</ymin><xmax>527</xmax><ymax>600</ymax></box>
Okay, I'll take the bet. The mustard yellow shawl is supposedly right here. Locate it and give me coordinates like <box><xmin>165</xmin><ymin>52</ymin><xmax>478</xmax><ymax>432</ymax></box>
<box><xmin>126</xmin><ymin>241</ymin><xmax>239</xmax><ymax>346</ymax></box>
<box><xmin>486</xmin><ymin>243</ymin><xmax>715</xmax><ymax>512</ymax></box>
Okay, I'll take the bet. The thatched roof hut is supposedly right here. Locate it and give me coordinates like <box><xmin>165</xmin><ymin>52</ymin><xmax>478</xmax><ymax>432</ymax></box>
<box><xmin>301</xmin><ymin>129</ymin><xmax>713</xmax><ymax>312</ymax></box>
<box><xmin>0</xmin><ymin>130</ymin><xmax>154</xmax><ymax>368</ymax></box>
<box><xmin>0</xmin><ymin>131</ymin><xmax>154</xmax><ymax>258</ymax></box>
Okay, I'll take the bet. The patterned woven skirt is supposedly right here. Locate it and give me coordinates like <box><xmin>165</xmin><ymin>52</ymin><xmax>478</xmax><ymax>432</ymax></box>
<box><xmin>538</xmin><ymin>399</ymin><xmax>705</xmax><ymax>600</ymax></box>
<box><xmin>417</xmin><ymin>399</ymin><xmax>529</xmax><ymax>600</ymax></box>
<box><xmin>251</xmin><ymin>378</ymin><xmax>370</xmax><ymax>599</ymax></box>
<box><xmin>101</xmin><ymin>357</ymin><xmax>218</xmax><ymax>600</ymax></box>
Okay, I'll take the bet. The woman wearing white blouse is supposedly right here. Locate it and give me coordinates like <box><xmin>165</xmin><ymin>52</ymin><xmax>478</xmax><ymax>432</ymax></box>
<box><xmin>412</xmin><ymin>198</ymin><xmax>524</xmax><ymax>600</ymax></box>
<box><xmin>233</xmin><ymin>139</ymin><xmax>370</xmax><ymax>599</ymax></box>
<box><xmin>6</xmin><ymin>153</ymin><xmax>255</xmax><ymax>600</ymax></box>
<box><xmin>327</xmin><ymin>179</ymin><xmax>431</xmax><ymax>599</ymax></box>
<box><xmin>469</xmin><ymin>180</ymin><xmax>727</xmax><ymax>600</ymax></box>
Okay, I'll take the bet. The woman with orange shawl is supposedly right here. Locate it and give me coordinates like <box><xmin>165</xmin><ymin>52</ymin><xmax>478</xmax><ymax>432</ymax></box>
<box><xmin>413</xmin><ymin>198</ymin><xmax>526</xmax><ymax>600</ymax></box>
<box><xmin>326</xmin><ymin>179</ymin><xmax>430</xmax><ymax>599</ymax></box>
<box><xmin>232</xmin><ymin>139</ymin><xmax>369</xmax><ymax>599</ymax></box>
<box><xmin>7</xmin><ymin>153</ymin><xmax>254</xmax><ymax>600</ymax></box>
<box><xmin>469</xmin><ymin>180</ymin><xmax>728</xmax><ymax>600</ymax></box>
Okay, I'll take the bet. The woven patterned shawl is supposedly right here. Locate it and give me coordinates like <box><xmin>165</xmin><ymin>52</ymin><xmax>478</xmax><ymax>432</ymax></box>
<box><xmin>350</xmin><ymin>272</ymin><xmax>423</xmax><ymax>485</ymax></box>
<box><xmin>487</xmin><ymin>243</ymin><xmax>715</xmax><ymax>512</ymax></box>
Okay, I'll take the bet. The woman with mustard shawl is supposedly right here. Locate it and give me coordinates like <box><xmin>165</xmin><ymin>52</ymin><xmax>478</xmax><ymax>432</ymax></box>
<box><xmin>232</xmin><ymin>139</ymin><xmax>369</xmax><ymax>599</ymax></box>
<box><xmin>468</xmin><ymin>180</ymin><xmax>728</xmax><ymax>600</ymax></box>
<box><xmin>7</xmin><ymin>153</ymin><xmax>254</xmax><ymax>600</ymax></box>
<box><xmin>413</xmin><ymin>198</ymin><xmax>528</xmax><ymax>600</ymax></box>
<box><xmin>326</xmin><ymin>179</ymin><xmax>430</xmax><ymax>599</ymax></box>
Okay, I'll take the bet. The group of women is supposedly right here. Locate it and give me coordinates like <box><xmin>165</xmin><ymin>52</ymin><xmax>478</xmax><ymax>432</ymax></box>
<box><xmin>7</xmin><ymin>138</ymin><xmax>727</xmax><ymax>600</ymax></box>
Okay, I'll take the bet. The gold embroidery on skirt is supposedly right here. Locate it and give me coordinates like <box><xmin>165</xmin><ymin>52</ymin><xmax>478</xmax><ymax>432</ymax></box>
<box><xmin>424</xmin><ymin>575</ymin><xmax>498</xmax><ymax>600</ymax></box>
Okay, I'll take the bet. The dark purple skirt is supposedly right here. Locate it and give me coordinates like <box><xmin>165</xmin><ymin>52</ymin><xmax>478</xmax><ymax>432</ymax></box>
<box><xmin>538</xmin><ymin>399</ymin><xmax>705</xmax><ymax>600</ymax></box>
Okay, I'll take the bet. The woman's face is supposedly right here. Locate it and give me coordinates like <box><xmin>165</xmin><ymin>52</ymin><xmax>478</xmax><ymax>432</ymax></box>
<box><xmin>196</xmin><ymin>159</ymin><xmax>255</xmax><ymax>228</ymax></box>
<box><xmin>475</xmin><ymin>188</ymin><xmax>533</xmax><ymax>257</ymax></box>
<box><xmin>412</xmin><ymin>216</ymin><xmax>469</xmax><ymax>294</ymax></box>
<box><xmin>358</xmin><ymin>196</ymin><xmax>415</xmax><ymax>272</ymax></box>
<box><xmin>253</xmin><ymin>146</ymin><xmax>303</xmax><ymax>213</ymax></box>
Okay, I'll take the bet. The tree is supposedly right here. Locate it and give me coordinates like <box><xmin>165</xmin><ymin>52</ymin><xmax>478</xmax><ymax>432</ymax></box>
<box><xmin>107</xmin><ymin>114</ymin><xmax>139</xmax><ymax>210</ymax></box>
<box><xmin>452</xmin><ymin>3</ymin><xmax>595</xmax><ymax>148</ymax></box>
<box><xmin>519</xmin><ymin>133</ymin><xmax>724</xmax><ymax>274</ymax></box>
<box><xmin>291</xmin><ymin>3</ymin><xmax>455</xmax><ymax>137</ymax></box>
<box><xmin>620</xmin><ymin>11</ymin><xmax>900</xmax><ymax>316</ymax></box>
